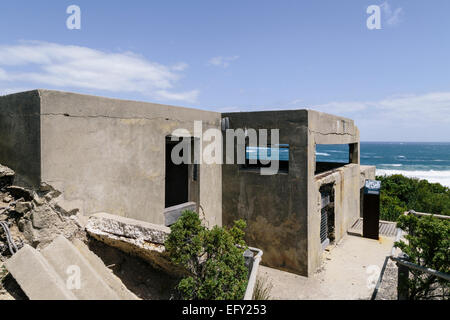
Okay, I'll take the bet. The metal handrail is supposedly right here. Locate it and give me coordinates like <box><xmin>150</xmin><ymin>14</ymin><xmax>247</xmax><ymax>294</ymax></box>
<box><xmin>407</xmin><ymin>210</ymin><xmax>450</xmax><ymax>220</ymax></box>
<box><xmin>391</xmin><ymin>256</ymin><xmax>450</xmax><ymax>282</ymax></box>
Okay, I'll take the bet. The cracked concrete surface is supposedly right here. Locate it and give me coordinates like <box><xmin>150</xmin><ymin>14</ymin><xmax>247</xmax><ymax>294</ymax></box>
<box><xmin>258</xmin><ymin>235</ymin><xmax>395</xmax><ymax>300</ymax></box>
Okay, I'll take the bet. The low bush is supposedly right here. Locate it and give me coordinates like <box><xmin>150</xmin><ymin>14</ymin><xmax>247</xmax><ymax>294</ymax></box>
<box><xmin>165</xmin><ymin>210</ymin><xmax>249</xmax><ymax>300</ymax></box>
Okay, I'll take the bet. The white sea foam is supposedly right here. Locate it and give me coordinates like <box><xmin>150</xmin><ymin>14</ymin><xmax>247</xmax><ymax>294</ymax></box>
<box><xmin>326</xmin><ymin>150</ymin><xmax>347</xmax><ymax>153</ymax></box>
<box><xmin>376</xmin><ymin>169</ymin><xmax>450</xmax><ymax>188</ymax></box>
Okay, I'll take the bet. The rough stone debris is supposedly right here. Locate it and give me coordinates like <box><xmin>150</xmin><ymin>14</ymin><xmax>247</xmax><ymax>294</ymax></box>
<box><xmin>0</xmin><ymin>165</ymin><xmax>14</xmax><ymax>190</ymax></box>
<box><xmin>0</xmin><ymin>164</ymin><xmax>85</xmax><ymax>258</ymax></box>
<box><xmin>0</xmin><ymin>163</ymin><xmax>175</xmax><ymax>300</ymax></box>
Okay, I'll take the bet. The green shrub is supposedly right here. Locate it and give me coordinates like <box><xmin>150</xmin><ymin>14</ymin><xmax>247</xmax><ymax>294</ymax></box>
<box><xmin>377</xmin><ymin>174</ymin><xmax>450</xmax><ymax>221</ymax></box>
<box><xmin>165</xmin><ymin>210</ymin><xmax>249</xmax><ymax>300</ymax></box>
<box><xmin>395</xmin><ymin>214</ymin><xmax>450</xmax><ymax>299</ymax></box>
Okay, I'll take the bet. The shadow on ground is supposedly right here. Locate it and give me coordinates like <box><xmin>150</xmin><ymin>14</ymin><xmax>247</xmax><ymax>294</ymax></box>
<box><xmin>87</xmin><ymin>239</ymin><xmax>179</xmax><ymax>300</ymax></box>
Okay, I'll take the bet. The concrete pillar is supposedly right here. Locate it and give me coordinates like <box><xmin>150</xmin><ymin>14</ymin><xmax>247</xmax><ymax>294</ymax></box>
<box><xmin>349</xmin><ymin>143</ymin><xmax>359</xmax><ymax>164</ymax></box>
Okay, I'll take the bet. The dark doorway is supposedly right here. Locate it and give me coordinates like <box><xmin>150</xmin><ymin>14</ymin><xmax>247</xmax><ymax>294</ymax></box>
<box><xmin>165</xmin><ymin>138</ymin><xmax>189</xmax><ymax>208</ymax></box>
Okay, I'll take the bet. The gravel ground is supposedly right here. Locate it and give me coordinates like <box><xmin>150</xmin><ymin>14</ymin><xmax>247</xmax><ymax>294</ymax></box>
<box><xmin>374</xmin><ymin>258</ymin><xmax>398</xmax><ymax>300</ymax></box>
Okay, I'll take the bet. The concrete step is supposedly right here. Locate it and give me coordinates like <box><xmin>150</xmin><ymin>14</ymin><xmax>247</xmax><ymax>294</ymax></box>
<box><xmin>40</xmin><ymin>235</ymin><xmax>120</xmax><ymax>300</ymax></box>
<box><xmin>72</xmin><ymin>238</ymin><xmax>139</xmax><ymax>300</ymax></box>
<box><xmin>5</xmin><ymin>244</ymin><xmax>77</xmax><ymax>300</ymax></box>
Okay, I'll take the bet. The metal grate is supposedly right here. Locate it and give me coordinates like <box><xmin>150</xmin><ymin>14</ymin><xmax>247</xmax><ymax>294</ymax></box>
<box><xmin>320</xmin><ymin>208</ymin><xmax>328</xmax><ymax>244</ymax></box>
<box><xmin>348</xmin><ymin>218</ymin><xmax>397</xmax><ymax>237</ymax></box>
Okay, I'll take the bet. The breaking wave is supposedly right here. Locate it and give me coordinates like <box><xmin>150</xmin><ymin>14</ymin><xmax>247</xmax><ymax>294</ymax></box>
<box><xmin>376</xmin><ymin>169</ymin><xmax>450</xmax><ymax>188</ymax></box>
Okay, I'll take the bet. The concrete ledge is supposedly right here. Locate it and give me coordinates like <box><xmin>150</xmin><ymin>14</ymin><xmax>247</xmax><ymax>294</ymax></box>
<box><xmin>164</xmin><ymin>202</ymin><xmax>196</xmax><ymax>226</ymax></box>
<box><xmin>86</xmin><ymin>213</ymin><xmax>185</xmax><ymax>276</ymax></box>
<box><xmin>87</xmin><ymin>212</ymin><xmax>170</xmax><ymax>244</ymax></box>
<box><xmin>5</xmin><ymin>244</ymin><xmax>77</xmax><ymax>300</ymax></box>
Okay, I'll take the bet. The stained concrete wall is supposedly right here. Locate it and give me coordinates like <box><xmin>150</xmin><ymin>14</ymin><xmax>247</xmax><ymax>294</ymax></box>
<box><xmin>222</xmin><ymin>110</ymin><xmax>309</xmax><ymax>276</ymax></box>
<box><xmin>0</xmin><ymin>90</ymin><xmax>222</xmax><ymax>227</ymax></box>
<box><xmin>222</xmin><ymin>109</ymin><xmax>369</xmax><ymax>276</ymax></box>
<box><xmin>0</xmin><ymin>90</ymin><xmax>41</xmax><ymax>187</ymax></box>
<box><xmin>307</xmin><ymin>110</ymin><xmax>361</xmax><ymax>275</ymax></box>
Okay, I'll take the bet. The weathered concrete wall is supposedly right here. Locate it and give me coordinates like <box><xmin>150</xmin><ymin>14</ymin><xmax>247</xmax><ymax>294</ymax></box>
<box><xmin>0</xmin><ymin>91</ymin><xmax>41</xmax><ymax>187</ymax></box>
<box><xmin>307</xmin><ymin>110</ymin><xmax>361</xmax><ymax>275</ymax></box>
<box><xmin>222</xmin><ymin>110</ymin><xmax>309</xmax><ymax>276</ymax></box>
<box><xmin>360</xmin><ymin>165</ymin><xmax>376</xmax><ymax>188</ymax></box>
<box><xmin>0</xmin><ymin>90</ymin><xmax>222</xmax><ymax>226</ymax></box>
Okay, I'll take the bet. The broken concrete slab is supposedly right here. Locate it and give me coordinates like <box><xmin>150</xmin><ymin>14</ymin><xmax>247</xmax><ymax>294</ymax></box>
<box><xmin>87</xmin><ymin>212</ymin><xmax>170</xmax><ymax>245</ymax></box>
<box><xmin>72</xmin><ymin>238</ymin><xmax>139</xmax><ymax>300</ymax></box>
<box><xmin>86</xmin><ymin>213</ymin><xmax>185</xmax><ymax>276</ymax></box>
<box><xmin>5</xmin><ymin>244</ymin><xmax>77</xmax><ymax>300</ymax></box>
<box><xmin>41</xmin><ymin>235</ymin><xmax>120</xmax><ymax>300</ymax></box>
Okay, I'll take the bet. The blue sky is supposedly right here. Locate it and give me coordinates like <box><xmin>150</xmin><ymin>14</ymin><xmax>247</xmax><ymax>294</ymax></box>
<box><xmin>0</xmin><ymin>0</ymin><xmax>449</xmax><ymax>141</ymax></box>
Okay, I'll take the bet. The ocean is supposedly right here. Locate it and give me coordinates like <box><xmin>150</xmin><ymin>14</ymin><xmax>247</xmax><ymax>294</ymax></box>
<box><xmin>316</xmin><ymin>142</ymin><xmax>450</xmax><ymax>187</ymax></box>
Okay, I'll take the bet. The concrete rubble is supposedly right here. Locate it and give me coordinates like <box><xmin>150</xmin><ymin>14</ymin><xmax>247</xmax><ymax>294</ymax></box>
<box><xmin>5</xmin><ymin>235</ymin><xmax>138</xmax><ymax>300</ymax></box>
<box><xmin>0</xmin><ymin>166</ymin><xmax>84</xmax><ymax>257</ymax></box>
<box><xmin>1</xmin><ymin>164</ymin><xmax>139</xmax><ymax>300</ymax></box>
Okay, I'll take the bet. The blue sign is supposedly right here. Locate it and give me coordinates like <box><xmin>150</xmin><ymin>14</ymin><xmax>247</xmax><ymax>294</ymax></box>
<box><xmin>364</xmin><ymin>179</ymin><xmax>381</xmax><ymax>195</ymax></box>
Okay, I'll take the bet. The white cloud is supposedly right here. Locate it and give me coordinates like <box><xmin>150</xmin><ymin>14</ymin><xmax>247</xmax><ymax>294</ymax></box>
<box><xmin>207</xmin><ymin>55</ymin><xmax>239</xmax><ymax>68</ymax></box>
<box><xmin>0</xmin><ymin>87</ymin><xmax>34</xmax><ymax>96</ymax></box>
<box><xmin>314</xmin><ymin>92</ymin><xmax>450</xmax><ymax>124</ymax></box>
<box><xmin>0</xmin><ymin>41</ymin><xmax>199</xmax><ymax>103</ymax></box>
<box><xmin>155</xmin><ymin>89</ymin><xmax>200</xmax><ymax>103</ymax></box>
<box><xmin>0</xmin><ymin>68</ymin><xmax>7</xmax><ymax>81</ymax></box>
<box><xmin>171</xmin><ymin>62</ymin><xmax>189</xmax><ymax>72</ymax></box>
<box><xmin>278</xmin><ymin>92</ymin><xmax>449</xmax><ymax>141</ymax></box>
<box><xmin>381</xmin><ymin>2</ymin><xmax>403</xmax><ymax>26</ymax></box>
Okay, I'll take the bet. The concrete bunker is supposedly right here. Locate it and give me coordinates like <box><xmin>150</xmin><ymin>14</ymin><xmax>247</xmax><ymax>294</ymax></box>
<box><xmin>0</xmin><ymin>90</ymin><xmax>376</xmax><ymax>278</ymax></box>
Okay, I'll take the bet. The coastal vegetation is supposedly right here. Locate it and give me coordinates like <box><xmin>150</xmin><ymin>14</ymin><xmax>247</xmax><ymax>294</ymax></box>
<box><xmin>379</xmin><ymin>174</ymin><xmax>449</xmax><ymax>299</ymax></box>
<box><xmin>377</xmin><ymin>174</ymin><xmax>450</xmax><ymax>221</ymax></box>
<box><xmin>165</xmin><ymin>210</ymin><xmax>249</xmax><ymax>300</ymax></box>
<box><xmin>395</xmin><ymin>214</ymin><xmax>449</xmax><ymax>299</ymax></box>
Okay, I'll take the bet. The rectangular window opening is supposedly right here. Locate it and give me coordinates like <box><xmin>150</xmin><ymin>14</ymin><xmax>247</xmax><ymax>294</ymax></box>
<box><xmin>240</xmin><ymin>144</ymin><xmax>289</xmax><ymax>174</ymax></box>
<box><xmin>315</xmin><ymin>144</ymin><xmax>351</xmax><ymax>175</ymax></box>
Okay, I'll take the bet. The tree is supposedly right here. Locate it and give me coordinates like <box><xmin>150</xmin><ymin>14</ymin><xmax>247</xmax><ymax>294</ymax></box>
<box><xmin>395</xmin><ymin>214</ymin><xmax>450</xmax><ymax>299</ymax></box>
<box><xmin>165</xmin><ymin>210</ymin><xmax>249</xmax><ymax>300</ymax></box>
